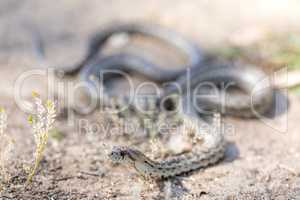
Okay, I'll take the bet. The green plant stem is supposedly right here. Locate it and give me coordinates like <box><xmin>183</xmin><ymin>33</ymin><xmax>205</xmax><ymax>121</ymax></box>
<box><xmin>26</xmin><ymin>146</ymin><xmax>46</xmax><ymax>184</ymax></box>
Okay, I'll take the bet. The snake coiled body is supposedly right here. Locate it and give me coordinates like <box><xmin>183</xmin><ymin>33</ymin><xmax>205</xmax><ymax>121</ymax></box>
<box><xmin>60</xmin><ymin>23</ymin><xmax>275</xmax><ymax>178</ymax></box>
<box><xmin>61</xmin><ymin>23</ymin><xmax>203</xmax><ymax>78</ymax></box>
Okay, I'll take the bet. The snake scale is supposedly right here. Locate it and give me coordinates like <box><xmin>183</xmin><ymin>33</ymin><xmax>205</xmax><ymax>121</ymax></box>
<box><xmin>60</xmin><ymin>23</ymin><xmax>274</xmax><ymax>179</ymax></box>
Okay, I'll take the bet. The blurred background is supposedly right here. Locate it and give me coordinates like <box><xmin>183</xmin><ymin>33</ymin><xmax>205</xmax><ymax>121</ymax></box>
<box><xmin>1</xmin><ymin>1</ymin><xmax>300</xmax><ymax>199</ymax></box>
<box><xmin>1</xmin><ymin>0</ymin><xmax>300</xmax><ymax>95</ymax></box>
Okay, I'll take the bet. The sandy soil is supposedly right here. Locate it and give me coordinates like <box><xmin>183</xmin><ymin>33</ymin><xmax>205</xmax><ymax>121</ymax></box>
<box><xmin>0</xmin><ymin>1</ymin><xmax>300</xmax><ymax>199</ymax></box>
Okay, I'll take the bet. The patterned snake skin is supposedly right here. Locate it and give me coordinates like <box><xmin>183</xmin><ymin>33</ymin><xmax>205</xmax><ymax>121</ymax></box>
<box><xmin>59</xmin><ymin>23</ymin><xmax>275</xmax><ymax>178</ymax></box>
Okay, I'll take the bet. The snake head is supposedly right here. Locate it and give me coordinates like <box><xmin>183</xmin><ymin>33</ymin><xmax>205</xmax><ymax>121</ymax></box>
<box><xmin>109</xmin><ymin>146</ymin><xmax>128</xmax><ymax>163</ymax></box>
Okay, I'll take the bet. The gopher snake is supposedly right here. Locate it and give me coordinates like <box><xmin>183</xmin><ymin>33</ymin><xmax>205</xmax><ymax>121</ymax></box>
<box><xmin>59</xmin><ymin>23</ymin><xmax>274</xmax><ymax>178</ymax></box>
<box><xmin>109</xmin><ymin>113</ymin><xmax>226</xmax><ymax>179</ymax></box>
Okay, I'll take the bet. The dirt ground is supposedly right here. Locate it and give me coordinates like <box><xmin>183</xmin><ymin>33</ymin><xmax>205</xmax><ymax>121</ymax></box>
<box><xmin>1</xmin><ymin>1</ymin><xmax>300</xmax><ymax>199</ymax></box>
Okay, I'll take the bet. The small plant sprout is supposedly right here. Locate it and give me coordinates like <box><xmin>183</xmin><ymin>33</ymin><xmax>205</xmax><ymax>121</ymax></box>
<box><xmin>0</xmin><ymin>107</ymin><xmax>15</xmax><ymax>184</ymax></box>
<box><xmin>26</xmin><ymin>92</ymin><xmax>56</xmax><ymax>184</ymax></box>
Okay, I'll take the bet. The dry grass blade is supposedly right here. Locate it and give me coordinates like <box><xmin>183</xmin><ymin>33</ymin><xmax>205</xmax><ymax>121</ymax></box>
<box><xmin>26</xmin><ymin>92</ymin><xmax>56</xmax><ymax>184</ymax></box>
